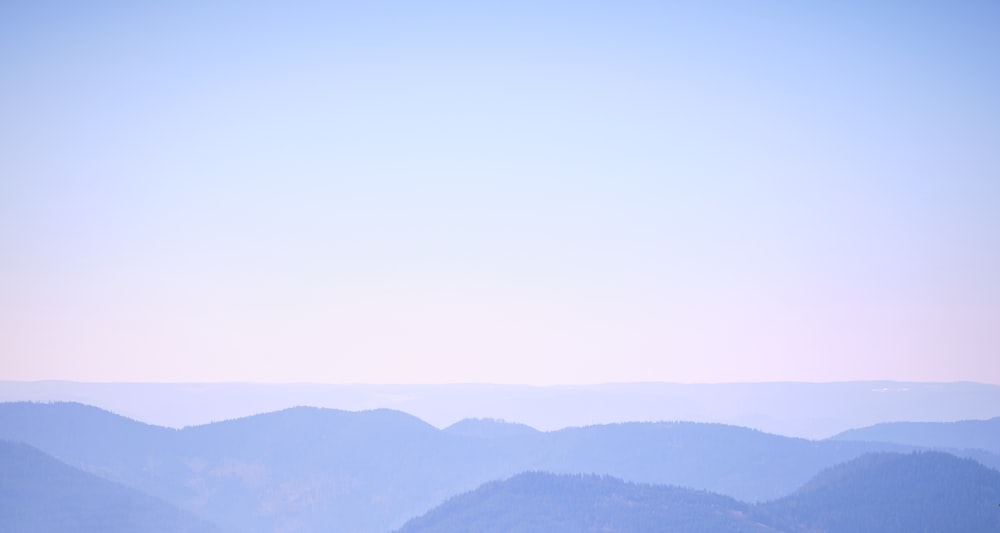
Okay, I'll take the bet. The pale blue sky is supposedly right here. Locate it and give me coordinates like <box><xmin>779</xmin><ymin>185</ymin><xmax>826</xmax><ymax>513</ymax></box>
<box><xmin>2</xmin><ymin>1</ymin><xmax>998</xmax><ymax>384</ymax></box>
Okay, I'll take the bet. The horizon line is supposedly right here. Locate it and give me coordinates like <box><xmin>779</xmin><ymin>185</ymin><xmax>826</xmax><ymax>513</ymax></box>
<box><xmin>2</xmin><ymin>379</ymin><xmax>996</xmax><ymax>387</ymax></box>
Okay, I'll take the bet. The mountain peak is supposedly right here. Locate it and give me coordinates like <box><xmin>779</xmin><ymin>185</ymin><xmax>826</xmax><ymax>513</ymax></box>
<box><xmin>444</xmin><ymin>418</ymin><xmax>540</xmax><ymax>438</ymax></box>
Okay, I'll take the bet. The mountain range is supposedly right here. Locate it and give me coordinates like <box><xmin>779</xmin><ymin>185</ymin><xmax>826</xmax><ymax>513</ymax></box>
<box><xmin>5</xmin><ymin>381</ymin><xmax>1000</xmax><ymax>439</ymax></box>
<box><xmin>1</xmin><ymin>401</ymin><xmax>998</xmax><ymax>532</ymax></box>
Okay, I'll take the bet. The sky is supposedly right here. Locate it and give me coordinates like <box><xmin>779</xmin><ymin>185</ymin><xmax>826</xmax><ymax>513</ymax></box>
<box><xmin>1</xmin><ymin>1</ymin><xmax>999</xmax><ymax>385</ymax></box>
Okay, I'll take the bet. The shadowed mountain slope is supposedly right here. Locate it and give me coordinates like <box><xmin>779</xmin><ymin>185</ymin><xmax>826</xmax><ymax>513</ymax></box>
<box><xmin>395</xmin><ymin>472</ymin><xmax>780</xmax><ymax>533</ymax></box>
<box><xmin>763</xmin><ymin>451</ymin><xmax>1000</xmax><ymax>532</ymax></box>
<box><xmin>0</xmin><ymin>440</ymin><xmax>219</xmax><ymax>533</ymax></box>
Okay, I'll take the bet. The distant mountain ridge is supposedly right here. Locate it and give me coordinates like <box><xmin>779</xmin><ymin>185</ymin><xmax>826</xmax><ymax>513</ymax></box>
<box><xmin>1</xmin><ymin>401</ymin><xmax>998</xmax><ymax>533</ymax></box>
<box><xmin>830</xmin><ymin>416</ymin><xmax>1000</xmax><ymax>454</ymax></box>
<box><xmin>5</xmin><ymin>381</ymin><xmax>1000</xmax><ymax>439</ymax></box>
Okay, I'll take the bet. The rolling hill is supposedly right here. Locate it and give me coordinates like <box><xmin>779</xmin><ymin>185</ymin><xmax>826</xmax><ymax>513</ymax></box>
<box><xmin>397</xmin><ymin>452</ymin><xmax>1000</xmax><ymax>533</ymax></box>
<box><xmin>829</xmin><ymin>416</ymin><xmax>1000</xmax><ymax>454</ymax></box>
<box><xmin>763</xmin><ymin>451</ymin><xmax>1000</xmax><ymax>532</ymax></box>
<box><xmin>0</xmin><ymin>440</ymin><xmax>219</xmax><ymax>533</ymax></box>
<box><xmin>6</xmin><ymin>381</ymin><xmax>1000</xmax><ymax>439</ymax></box>
<box><xmin>1</xmin><ymin>401</ymin><xmax>997</xmax><ymax>532</ymax></box>
<box><xmin>395</xmin><ymin>472</ymin><xmax>780</xmax><ymax>533</ymax></box>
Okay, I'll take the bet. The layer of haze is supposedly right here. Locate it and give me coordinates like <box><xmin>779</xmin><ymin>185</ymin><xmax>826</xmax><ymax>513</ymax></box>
<box><xmin>2</xmin><ymin>1</ymin><xmax>999</xmax><ymax>385</ymax></box>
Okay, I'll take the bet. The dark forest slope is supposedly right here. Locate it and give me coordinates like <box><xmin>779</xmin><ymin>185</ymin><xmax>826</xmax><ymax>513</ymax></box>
<box><xmin>398</xmin><ymin>452</ymin><xmax>1000</xmax><ymax>533</ymax></box>
<box><xmin>395</xmin><ymin>472</ymin><xmax>780</xmax><ymax>533</ymax></box>
<box><xmin>763</xmin><ymin>451</ymin><xmax>1000</xmax><ymax>532</ymax></box>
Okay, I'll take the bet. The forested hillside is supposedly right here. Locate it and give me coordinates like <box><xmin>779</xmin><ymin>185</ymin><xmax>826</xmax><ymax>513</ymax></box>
<box><xmin>396</xmin><ymin>472</ymin><xmax>779</xmax><ymax>533</ymax></box>
<box><xmin>398</xmin><ymin>452</ymin><xmax>1000</xmax><ymax>533</ymax></box>
<box><xmin>763</xmin><ymin>452</ymin><xmax>1000</xmax><ymax>532</ymax></box>
<box><xmin>2</xmin><ymin>402</ymin><xmax>998</xmax><ymax>532</ymax></box>
<box><xmin>0</xmin><ymin>440</ymin><xmax>219</xmax><ymax>533</ymax></box>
